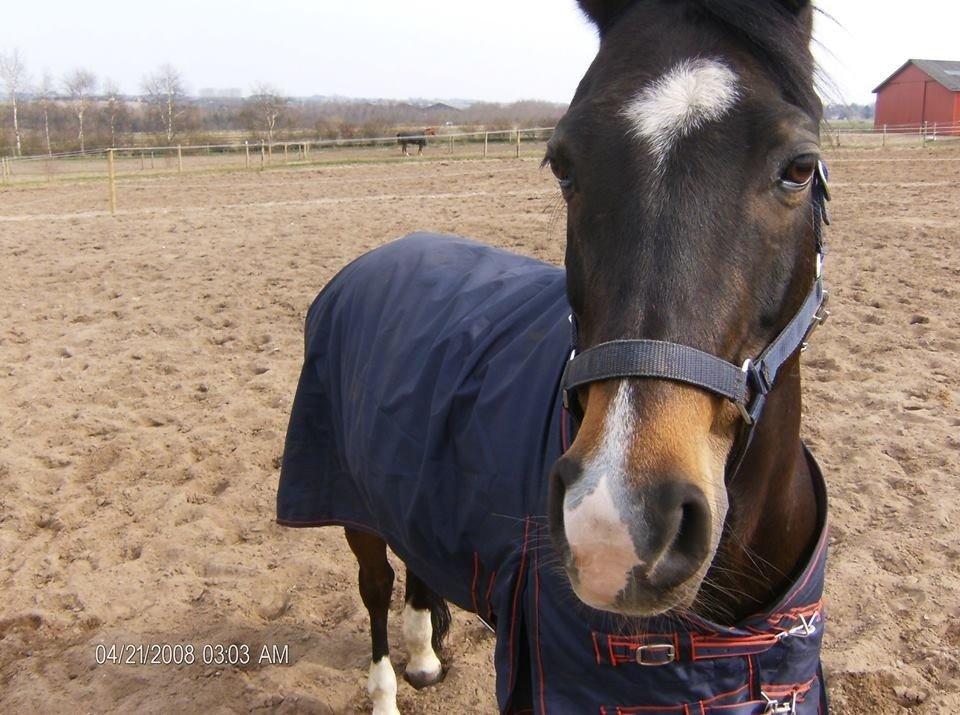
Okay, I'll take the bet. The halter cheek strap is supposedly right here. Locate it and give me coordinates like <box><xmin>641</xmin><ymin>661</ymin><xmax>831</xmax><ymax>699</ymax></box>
<box><xmin>560</xmin><ymin>161</ymin><xmax>831</xmax><ymax>478</ymax></box>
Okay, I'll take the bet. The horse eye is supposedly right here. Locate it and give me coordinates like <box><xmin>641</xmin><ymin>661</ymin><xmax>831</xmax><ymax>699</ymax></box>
<box><xmin>780</xmin><ymin>154</ymin><xmax>817</xmax><ymax>190</ymax></box>
<box><xmin>547</xmin><ymin>158</ymin><xmax>574</xmax><ymax>192</ymax></box>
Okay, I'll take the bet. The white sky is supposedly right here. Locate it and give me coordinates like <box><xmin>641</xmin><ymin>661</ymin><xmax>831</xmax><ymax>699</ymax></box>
<box><xmin>1</xmin><ymin>1</ymin><xmax>957</xmax><ymax>105</ymax></box>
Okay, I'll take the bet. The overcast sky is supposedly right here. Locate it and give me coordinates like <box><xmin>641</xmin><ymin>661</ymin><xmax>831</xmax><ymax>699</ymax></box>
<box><xmin>1</xmin><ymin>1</ymin><xmax>957</xmax><ymax>105</ymax></box>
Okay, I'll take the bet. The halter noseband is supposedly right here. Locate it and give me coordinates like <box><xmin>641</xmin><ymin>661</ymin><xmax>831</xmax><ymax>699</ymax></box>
<box><xmin>560</xmin><ymin>162</ymin><xmax>832</xmax><ymax>476</ymax></box>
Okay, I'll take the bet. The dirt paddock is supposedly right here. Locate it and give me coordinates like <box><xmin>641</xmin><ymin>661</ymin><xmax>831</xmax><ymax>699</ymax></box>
<box><xmin>1</xmin><ymin>146</ymin><xmax>958</xmax><ymax>713</ymax></box>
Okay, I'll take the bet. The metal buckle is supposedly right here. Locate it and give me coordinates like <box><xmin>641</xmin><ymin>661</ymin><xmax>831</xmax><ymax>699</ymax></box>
<box><xmin>762</xmin><ymin>691</ymin><xmax>798</xmax><ymax>714</ymax></box>
<box><xmin>737</xmin><ymin>359</ymin><xmax>756</xmax><ymax>425</ymax></box>
<box><xmin>814</xmin><ymin>290</ymin><xmax>831</xmax><ymax>327</ymax></box>
<box><xmin>815</xmin><ymin>161</ymin><xmax>831</xmax><ymax>202</ymax></box>
<box><xmin>635</xmin><ymin>644</ymin><xmax>676</xmax><ymax>666</ymax></box>
<box><xmin>801</xmin><ymin>291</ymin><xmax>831</xmax><ymax>352</ymax></box>
<box><xmin>737</xmin><ymin>359</ymin><xmax>769</xmax><ymax>426</ymax></box>
<box><xmin>777</xmin><ymin>612</ymin><xmax>819</xmax><ymax>641</ymax></box>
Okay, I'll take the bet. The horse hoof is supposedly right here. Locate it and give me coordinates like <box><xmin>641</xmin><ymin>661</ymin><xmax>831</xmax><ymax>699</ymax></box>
<box><xmin>404</xmin><ymin>666</ymin><xmax>445</xmax><ymax>690</ymax></box>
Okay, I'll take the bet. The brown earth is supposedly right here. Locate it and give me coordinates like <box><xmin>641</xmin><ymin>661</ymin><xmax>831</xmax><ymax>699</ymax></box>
<box><xmin>0</xmin><ymin>146</ymin><xmax>958</xmax><ymax>713</ymax></box>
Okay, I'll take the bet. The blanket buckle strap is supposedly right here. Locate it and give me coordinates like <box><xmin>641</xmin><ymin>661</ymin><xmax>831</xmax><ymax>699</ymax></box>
<box><xmin>634</xmin><ymin>643</ymin><xmax>676</xmax><ymax>666</ymax></box>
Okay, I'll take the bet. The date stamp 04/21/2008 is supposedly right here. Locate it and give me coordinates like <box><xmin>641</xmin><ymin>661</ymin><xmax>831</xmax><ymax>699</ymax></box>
<box><xmin>94</xmin><ymin>642</ymin><xmax>291</xmax><ymax>667</ymax></box>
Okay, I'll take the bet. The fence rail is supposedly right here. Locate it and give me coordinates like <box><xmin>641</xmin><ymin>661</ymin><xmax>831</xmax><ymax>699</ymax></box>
<box><xmin>824</xmin><ymin>120</ymin><xmax>960</xmax><ymax>148</ymax></box>
<box><xmin>3</xmin><ymin>120</ymin><xmax>960</xmax><ymax>210</ymax></box>
<box><xmin>0</xmin><ymin>126</ymin><xmax>558</xmax><ymax>207</ymax></box>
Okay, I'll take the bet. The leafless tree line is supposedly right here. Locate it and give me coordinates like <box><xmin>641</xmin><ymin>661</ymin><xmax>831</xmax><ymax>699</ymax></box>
<box><xmin>0</xmin><ymin>49</ymin><xmax>566</xmax><ymax>156</ymax></box>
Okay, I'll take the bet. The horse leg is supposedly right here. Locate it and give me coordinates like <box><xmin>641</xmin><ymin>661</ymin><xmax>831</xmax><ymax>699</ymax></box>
<box><xmin>345</xmin><ymin>528</ymin><xmax>399</xmax><ymax>715</ymax></box>
<box><xmin>402</xmin><ymin>569</ymin><xmax>449</xmax><ymax>689</ymax></box>
<box><xmin>417</xmin><ymin>143</ymin><xmax>423</xmax><ymax>157</ymax></box>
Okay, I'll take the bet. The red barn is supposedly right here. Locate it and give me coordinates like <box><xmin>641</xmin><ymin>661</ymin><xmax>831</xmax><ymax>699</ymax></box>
<box><xmin>873</xmin><ymin>59</ymin><xmax>960</xmax><ymax>134</ymax></box>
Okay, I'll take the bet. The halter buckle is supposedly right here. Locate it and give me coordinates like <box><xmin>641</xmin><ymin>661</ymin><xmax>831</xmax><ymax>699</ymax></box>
<box><xmin>737</xmin><ymin>359</ymin><xmax>769</xmax><ymax>426</ymax></box>
<box><xmin>814</xmin><ymin>291</ymin><xmax>831</xmax><ymax>327</ymax></box>
<box><xmin>635</xmin><ymin>644</ymin><xmax>676</xmax><ymax>666</ymax></box>
<box><xmin>801</xmin><ymin>291</ymin><xmax>831</xmax><ymax>351</ymax></box>
<box><xmin>816</xmin><ymin>161</ymin><xmax>831</xmax><ymax>202</ymax></box>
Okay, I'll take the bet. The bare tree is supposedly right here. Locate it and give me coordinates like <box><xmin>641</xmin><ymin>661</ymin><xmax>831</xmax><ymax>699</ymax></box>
<box><xmin>0</xmin><ymin>49</ymin><xmax>28</xmax><ymax>156</ymax></box>
<box><xmin>38</xmin><ymin>72</ymin><xmax>55</xmax><ymax>155</ymax></box>
<box><xmin>103</xmin><ymin>78</ymin><xmax>121</xmax><ymax>147</ymax></box>
<box><xmin>142</xmin><ymin>64</ymin><xmax>185</xmax><ymax>142</ymax></box>
<box><xmin>63</xmin><ymin>68</ymin><xmax>96</xmax><ymax>152</ymax></box>
<box><xmin>249</xmin><ymin>84</ymin><xmax>287</xmax><ymax>143</ymax></box>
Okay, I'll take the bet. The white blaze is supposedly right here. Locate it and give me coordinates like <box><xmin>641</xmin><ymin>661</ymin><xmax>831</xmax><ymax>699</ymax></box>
<box><xmin>622</xmin><ymin>58</ymin><xmax>740</xmax><ymax>168</ymax></box>
<box><xmin>563</xmin><ymin>383</ymin><xmax>639</xmax><ymax>606</ymax></box>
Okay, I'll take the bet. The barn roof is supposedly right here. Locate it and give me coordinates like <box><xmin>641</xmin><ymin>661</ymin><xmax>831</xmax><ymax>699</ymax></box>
<box><xmin>874</xmin><ymin>59</ymin><xmax>960</xmax><ymax>94</ymax></box>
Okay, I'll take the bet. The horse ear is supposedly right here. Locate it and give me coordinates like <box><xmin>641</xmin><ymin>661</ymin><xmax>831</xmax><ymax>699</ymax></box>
<box><xmin>577</xmin><ymin>0</ymin><xmax>635</xmax><ymax>33</ymax></box>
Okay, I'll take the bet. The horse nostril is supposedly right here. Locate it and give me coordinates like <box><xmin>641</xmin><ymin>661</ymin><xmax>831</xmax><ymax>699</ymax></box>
<box><xmin>643</xmin><ymin>482</ymin><xmax>712</xmax><ymax>591</ymax></box>
<box><xmin>675</xmin><ymin>498</ymin><xmax>709</xmax><ymax>556</ymax></box>
<box><xmin>551</xmin><ymin>455</ymin><xmax>582</xmax><ymax>491</ymax></box>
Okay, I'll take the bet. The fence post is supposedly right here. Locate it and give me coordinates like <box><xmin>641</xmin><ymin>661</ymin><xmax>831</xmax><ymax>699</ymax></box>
<box><xmin>107</xmin><ymin>148</ymin><xmax>117</xmax><ymax>215</ymax></box>
<box><xmin>933</xmin><ymin>122</ymin><xmax>938</xmax><ymax>141</ymax></box>
<box><xmin>882</xmin><ymin>124</ymin><xmax>887</xmax><ymax>148</ymax></box>
<box><xmin>177</xmin><ymin>144</ymin><xmax>183</xmax><ymax>174</ymax></box>
<box><xmin>1</xmin><ymin>157</ymin><xmax>6</xmax><ymax>184</ymax></box>
<box><xmin>921</xmin><ymin>122</ymin><xmax>927</xmax><ymax>145</ymax></box>
<box><xmin>516</xmin><ymin>129</ymin><xmax>522</xmax><ymax>158</ymax></box>
<box><xmin>245</xmin><ymin>140</ymin><xmax>250</xmax><ymax>169</ymax></box>
<box><xmin>260</xmin><ymin>140</ymin><xmax>265</xmax><ymax>170</ymax></box>
<box><xmin>284</xmin><ymin>142</ymin><xmax>289</xmax><ymax>163</ymax></box>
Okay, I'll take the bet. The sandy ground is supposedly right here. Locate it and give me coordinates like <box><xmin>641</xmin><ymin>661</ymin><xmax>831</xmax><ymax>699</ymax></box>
<box><xmin>0</xmin><ymin>147</ymin><xmax>958</xmax><ymax>713</ymax></box>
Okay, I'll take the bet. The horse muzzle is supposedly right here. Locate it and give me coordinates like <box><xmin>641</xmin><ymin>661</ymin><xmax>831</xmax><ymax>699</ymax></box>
<box><xmin>548</xmin><ymin>454</ymin><xmax>720</xmax><ymax>616</ymax></box>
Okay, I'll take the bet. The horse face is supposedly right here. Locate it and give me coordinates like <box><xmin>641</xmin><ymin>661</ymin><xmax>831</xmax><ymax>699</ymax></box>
<box><xmin>547</xmin><ymin>0</ymin><xmax>822</xmax><ymax>616</ymax></box>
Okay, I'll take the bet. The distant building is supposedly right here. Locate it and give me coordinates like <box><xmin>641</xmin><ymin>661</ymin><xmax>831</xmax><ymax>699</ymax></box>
<box><xmin>873</xmin><ymin>59</ymin><xmax>960</xmax><ymax>134</ymax></box>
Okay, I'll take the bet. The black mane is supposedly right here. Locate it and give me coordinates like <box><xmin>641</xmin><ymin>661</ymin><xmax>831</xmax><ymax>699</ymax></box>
<box><xmin>693</xmin><ymin>0</ymin><xmax>822</xmax><ymax>119</ymax></box>
<box><xmin>585</xmin><ymin>0</ymin><xmax>823</xmax><ymax>120</ymax></box>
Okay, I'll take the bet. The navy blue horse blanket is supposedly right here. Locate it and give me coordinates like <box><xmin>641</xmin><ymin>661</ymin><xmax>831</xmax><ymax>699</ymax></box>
<box><xmin>277</xmin><ymin>233</ymin><xmax>828</xmax><ymax>714</ymax></box>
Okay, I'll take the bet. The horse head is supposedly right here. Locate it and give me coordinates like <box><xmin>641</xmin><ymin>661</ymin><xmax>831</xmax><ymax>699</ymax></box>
<box><xmin>547</xmin><ymin>0</ymin><xmax>825</xmax><ymax>620</ymax></box>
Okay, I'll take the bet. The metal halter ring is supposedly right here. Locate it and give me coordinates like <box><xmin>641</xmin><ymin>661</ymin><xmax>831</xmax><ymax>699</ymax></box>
<box><xmin>738</xmin><ymin>359</ymin><xmax>770</xmax><ymax>426</ymax></box>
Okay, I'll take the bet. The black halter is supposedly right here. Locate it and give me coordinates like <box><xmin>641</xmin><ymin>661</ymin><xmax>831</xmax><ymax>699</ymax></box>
<box><xmin>561</xmin><ymin>162</ymin><xmax>832</xmax><ymax>478</ymax></box>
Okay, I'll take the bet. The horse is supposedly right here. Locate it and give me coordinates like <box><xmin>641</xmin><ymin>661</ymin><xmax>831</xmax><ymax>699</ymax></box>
<box><xmin>278</xmin><ymin>1</ymin><xmax>832</xmax><ymax>712</ymax></box>
<box><xmin>397</xmin><ymin>127</ymin><xmax>436</xmax><ymax>156</ymax></box>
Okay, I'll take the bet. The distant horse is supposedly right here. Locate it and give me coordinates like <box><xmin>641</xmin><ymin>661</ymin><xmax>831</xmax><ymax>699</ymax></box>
<box><xmin>279</xmin><ymin>1</ymin><xmax>832</xmax><ymax>713</ymax></box>
<box><xmin>397</xmin><ymin>127</ymin><xmax>437</xmax><ymax>156</ymax></box>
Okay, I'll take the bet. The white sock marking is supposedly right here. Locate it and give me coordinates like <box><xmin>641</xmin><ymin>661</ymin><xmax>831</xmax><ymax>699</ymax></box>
<box><xmin>367</xmin><ymin>656</ymin><xmax>400</xmax><ymax>715</ymax></box>
<box><xmin>622</xmin><ymin>58</ymin><xmax>740</xmax><ymax>169</ymax></box>
<box><xmin>403</xmin><ymin>604</ymin><xmax>442</xmax><ymax>678</ymax></box>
